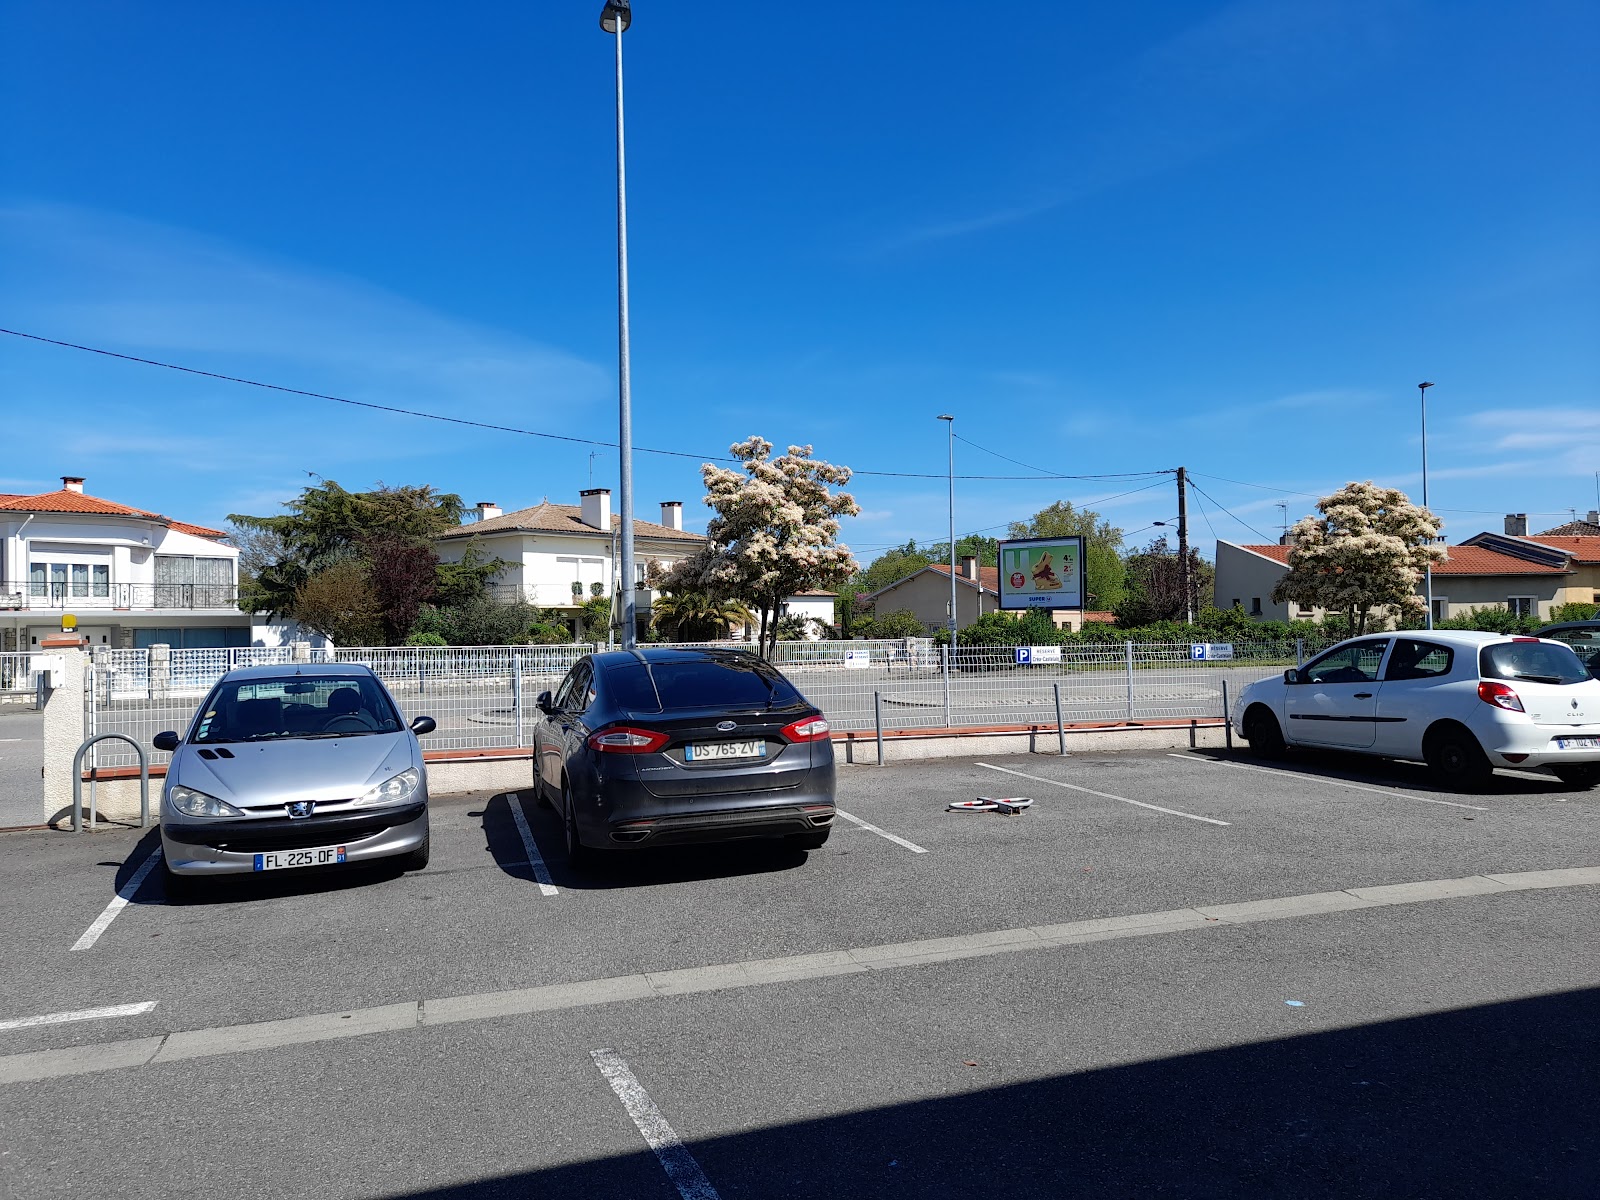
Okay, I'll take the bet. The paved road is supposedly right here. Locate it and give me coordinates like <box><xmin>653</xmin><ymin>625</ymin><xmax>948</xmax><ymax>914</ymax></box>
<box><xmin>1</xmin><ymin>747</ymin><xmax>1596</xmax><ymax>1196</ymax></box>
<box><xmin>0</xmin><ymin>708</ymin><xmax>43</xmax><ymax>828</ymax></box>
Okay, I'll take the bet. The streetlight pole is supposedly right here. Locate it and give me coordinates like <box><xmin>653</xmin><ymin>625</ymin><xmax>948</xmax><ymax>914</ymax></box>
<box><xmin>1419</xmin><ymin>381</ymin><xmax>1435</xmax><ymax>630</ymax></box>
<box><xmin>938</xmin><ymin>415</ymin><xmax>956</xmax><ymax>648</ymax></box>
<box><xmin>601</xmin><ymin>0</ymin><xmax>637</xmax><ymax>649</ymax></box>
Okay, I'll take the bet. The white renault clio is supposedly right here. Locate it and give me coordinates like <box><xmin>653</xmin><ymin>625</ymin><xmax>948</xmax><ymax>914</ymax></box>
<box><xmin>1233</xmin><ymin>630</ymin><xmax>1600</xmax><ymax>790</ymax></box>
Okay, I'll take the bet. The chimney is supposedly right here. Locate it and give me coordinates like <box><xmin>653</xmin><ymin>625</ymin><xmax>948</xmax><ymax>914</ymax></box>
<box><xmin>960</xmin><ymin>554</ymin><xmax>979</xmax><ymax>581</ymax></box>
<box><xmin>1589</xmin><ymin>510</ymin><xmax>1599</xmax><ymax>526</ymax></box>
<box><xmin>660</xmin><ymin>501</ymin><xmax>683</xmax><ymax>531</ymax></box>
<box><xmin>580</xmin><ymin>488</ymin><xmax>612</xmax><ymax>531</ymax></box>
<box><xmin>1504</xmin><ymin>513</ymin><xmax>1528</xmax><ymax>537</ymax></box>
<box><xmin>62</xmin><ymin>476</ymin><xmax>85</xmax><ymax>494</ymax></box>
<box><xmin>476</xmin><ymin>502</ymin><xmax>501</xmax><ymax>521</ymax></box>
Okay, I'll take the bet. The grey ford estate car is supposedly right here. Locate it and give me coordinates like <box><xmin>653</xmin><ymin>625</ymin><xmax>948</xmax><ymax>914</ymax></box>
<box><xmin>533</xmin><ymin>648</ymin><xmax>836</xmax><ymax>864</ymax></box>
<box><xmin>154</xmin><ymin>664</ymin><xmax>436</xmax><ymax>895</ymax></box>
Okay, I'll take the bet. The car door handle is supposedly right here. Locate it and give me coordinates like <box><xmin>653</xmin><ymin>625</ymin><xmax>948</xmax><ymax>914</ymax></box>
<box><xmin>1353</xmin><ymin>692</ymin><xmax>1373</xmax><ymax>699</ymax></box>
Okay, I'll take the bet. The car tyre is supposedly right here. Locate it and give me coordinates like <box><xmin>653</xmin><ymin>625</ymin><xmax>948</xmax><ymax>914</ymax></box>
<box><xmin>1551</xmin><ymin>763</ymin><xmax>1600</xmax><ymax>790</ymax></box>
<box><xmin>161</xmin><ymin>857</ymin><xmax>199</xmax><ymax>904</ymax></box>
<box><xmin>1424</xmin><ymin>725</ymin><xmax>1493</xmax><ymax>791</ymax></box>
<box><xmin>562</xmin><ymin>781</ymin><xmax>596</xmax><ymax>869</ymax></box>
<box><xmin>400</xmin><ymin>836</ymin><xmax>430</xmax><ymax>872</ymax></box>
<box><xmin>1241</xmin><ymin>706</ymin><xmax>1287</xmax><ymax>759</ymax></box>
<box><xmin>785</xmin><ymin>829</ymin><xmax>830</xmax><ymax>851</ymax></box>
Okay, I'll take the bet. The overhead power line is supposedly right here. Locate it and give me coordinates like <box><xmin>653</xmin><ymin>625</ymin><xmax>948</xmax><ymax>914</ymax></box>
<box><xmin>0</xmin><ymin>328</ymin><xmax>1169</xmax><ymax>483</ymax></box>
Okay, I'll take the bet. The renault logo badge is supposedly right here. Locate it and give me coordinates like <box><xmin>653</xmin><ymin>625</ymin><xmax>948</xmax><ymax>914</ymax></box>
<box><xmin>287</xmin><ymin>801</ymin><xmax>315</xmax><ymax>819</ymax></box>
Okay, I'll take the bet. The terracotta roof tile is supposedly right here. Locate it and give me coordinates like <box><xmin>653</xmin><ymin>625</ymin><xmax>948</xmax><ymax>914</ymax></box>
<box><xmin>1537</xmin><ymin>520</ymin><xmax>1600</xmax><ymax>537</ymax></box>
<box><xmin>437</xmin><ymin>501</ymin><xmax>707</xmax><ymax>544</ymax></box>
<box><xmin>1522</xmin><ymin>535</ymin><xmax>1600</xmax><ymax>563</ymax></box>
<box><xmin>0</xmin><ymin>488</ymin><xmax>227</xmax><ymax>539</ymax></box>
<box><xmin>929</xmin><ymin>562</ymin><xmax>1002</xmax><ymax>592</ymax></box>
<box><xmin>1239</xmin><ymin>543</ymin><xmax>1566</xmax><ymax>575</ymax></box>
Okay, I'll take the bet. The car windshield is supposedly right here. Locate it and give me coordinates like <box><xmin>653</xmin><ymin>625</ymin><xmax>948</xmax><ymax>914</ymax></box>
<box><xmin>192</xmin><ymin>675</ymin><xmax>403</xmax><ymax>742</ymax></box>
<box><xmin>606</xmin><ymin>656</ymin><xmax>802</xmax><ymax>712</ymax></box>
<box><xmin>1479</xmin><ymin>641</ymin><xmax>1589</xmax><ymax>686</ymax></box>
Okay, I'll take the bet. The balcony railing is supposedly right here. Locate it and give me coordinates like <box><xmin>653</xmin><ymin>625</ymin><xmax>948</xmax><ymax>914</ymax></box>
<box><xmin>0</xmin><ymin>582</ymin><xmax>243</xmax><ymax>612</ymax></box>
<box><xmin>482</xmin><ymin>583</ymin><xmax>656</xmax><ymax>611</ymax></box>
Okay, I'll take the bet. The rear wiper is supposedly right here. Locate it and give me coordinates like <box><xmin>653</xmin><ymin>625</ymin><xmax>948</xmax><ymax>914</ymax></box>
<box><xmin>1507</xmin><ymin>673</ymin><xmax>1565</xmax><ymax>684</ymax></box>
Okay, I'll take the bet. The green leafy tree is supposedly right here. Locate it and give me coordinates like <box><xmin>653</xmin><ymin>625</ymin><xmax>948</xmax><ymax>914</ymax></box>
<box><xmin>1271</xmin><ymin>482</ymin><xmax>1444</xmax><ymax>635</ymax></box>
<box><xmin>925</xmin><ymin>535</ymin><xmax>1001</xmax><ymax>568</ymax></box>
<box><xmin>1008</xmin><ymin>501</ymin><xmax>1126</xmax><ymax>612</ymax></box>
<box><xmin>1115</xmin><ymin>536</ymin><xmax>1214</xmax><ymax>626</ymax></box>
<box><xmin>290</xmin><ymin>559</ymin><xmax>385</xmax><ymax>647</ymax></box>
<box><xmin>854</xmin><ymin>608</ymin><xmax>929</xmax><ymax>639</ymax></box>
<box><xmin>653</xmin><ymin>591</ymin><xmax>754</xmax><ymax>641</ymax></box>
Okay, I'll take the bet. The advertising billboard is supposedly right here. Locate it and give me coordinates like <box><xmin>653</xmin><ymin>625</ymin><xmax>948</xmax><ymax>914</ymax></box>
<box><xmin>997</xmin><ymin>536</ymin><xmax>1085</xmax><ymax>610</ymax></box>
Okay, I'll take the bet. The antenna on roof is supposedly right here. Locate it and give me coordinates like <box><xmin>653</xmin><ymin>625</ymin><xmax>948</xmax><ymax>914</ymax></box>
<box><xmin>1276</xmin><ymin>502</ymin><xmax>1288</xmax><ymax>538</ymax></box>
<box><xmin>589</xmin><ymin>451</ymin><xmax>597</xmax><ymax>482</ymax></box>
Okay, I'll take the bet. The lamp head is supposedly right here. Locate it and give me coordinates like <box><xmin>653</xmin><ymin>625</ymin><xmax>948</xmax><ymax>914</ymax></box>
<box><xmin>937</xmin><ymin>414</ymin><xmax>954</xmax><ymax>422</ymax></box>
<box><xmin>1418</xmin><ymin>381</ymin><xmax>1434</xmax><ymax>390</ymax></box>
<box><xmin>600</xmin><ymin>0</ymin><xmax>631</xmax><ymax>33</ymax></box>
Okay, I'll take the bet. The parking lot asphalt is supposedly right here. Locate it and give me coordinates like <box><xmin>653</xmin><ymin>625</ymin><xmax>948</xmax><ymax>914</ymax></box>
<box><xmin>0</xmin><ymin>708</ymin><xmax>43</xmax><ymax>829</ymax></box>
<box><xmin>1</xmin><ymin>746</ymin><xmax>1597</xmax><ymax>1197</ymax></box>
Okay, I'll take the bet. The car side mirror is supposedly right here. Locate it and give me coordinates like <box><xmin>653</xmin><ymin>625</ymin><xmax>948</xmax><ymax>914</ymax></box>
<box><xmin>1283</xmin><ymin>669</ymin><xmax>1300</xmax><ymax>685</ymax></box>
<box><xmin>410</xmin><ymin>715</ymin><xmax>437</xmax><ymax>737</ymax></box>
<box><xmin>536</xmin><ymin>690</ymin><xmax>554</xmax><ymax>715</ymax></box>
<box><xmin>153</xmin><ymin>731</ymin><xmax>181</xmax><ymax>753</ymax></box>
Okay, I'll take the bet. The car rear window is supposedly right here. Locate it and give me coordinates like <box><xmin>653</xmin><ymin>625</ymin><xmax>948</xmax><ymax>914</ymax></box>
<box><xmin>1479</xmin><ymin>641</ymin><xmax>1589</xmax><ymax>686</ymax></box>
<box><xmin>606</xmin><ymin>657</ymin><xmax>801</xmax><ymax>712</ymax></box>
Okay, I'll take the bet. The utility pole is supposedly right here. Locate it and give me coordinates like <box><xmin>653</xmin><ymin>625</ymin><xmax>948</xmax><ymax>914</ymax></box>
<box><xmin>1176</xmin><ymin>467</ymin><xmax>1192</xmax><ymax>623</ymax></box>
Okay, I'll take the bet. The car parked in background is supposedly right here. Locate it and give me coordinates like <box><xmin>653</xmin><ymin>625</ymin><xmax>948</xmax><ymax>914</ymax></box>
<box><xmin>1234</xmin><ymin>631</ymin><xmax>1600</xmax><ymax>790</ymax></box>
<box><xmin>154</xmin><ymin>664</ymin><xmax>436</xmax><ymax>896</ymax></box>
<box><xmin>1535</xmin><ymin>619</ymin><xmax>1600</xmax><ymax>679</ymax></box>
<box><xmin>532</xmin><ymin>648</ymin><xmax>836</xmax><ymax>864</ymax></box>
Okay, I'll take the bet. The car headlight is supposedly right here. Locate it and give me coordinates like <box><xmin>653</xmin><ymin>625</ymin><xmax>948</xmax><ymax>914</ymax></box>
<box><xmin>357</xmin><ymin>768</ymin><xmax>421</xmax><ymax>807</ymax></box>
<box><xmin>168</xmin><ymin>786</ymin><xmax>243</xmax><ymax>819</ymax></box>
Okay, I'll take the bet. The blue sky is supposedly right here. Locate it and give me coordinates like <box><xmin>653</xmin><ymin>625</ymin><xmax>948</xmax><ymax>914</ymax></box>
<box><xmin>3</xmin><ymin>0</ymin><xmax>1597</xmax><ymax>561</ymax></box>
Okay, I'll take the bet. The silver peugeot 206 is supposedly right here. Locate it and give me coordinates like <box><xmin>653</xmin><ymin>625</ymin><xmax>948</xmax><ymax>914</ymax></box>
<box><xmin>154</xmin><ymin>664</ymin><xmax>435</xmax><ymax>896</ymax></box>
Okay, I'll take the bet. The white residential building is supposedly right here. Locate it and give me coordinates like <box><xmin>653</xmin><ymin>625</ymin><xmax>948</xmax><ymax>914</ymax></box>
<box><xmin>434</xmin><ymin>490</ymin><xmax>707</xmax><ymax>624</ymax></box>
<box><xmin>0</xmin><ymin>476</ymin><xmax>255</xmax><ymax>651</ymax></box>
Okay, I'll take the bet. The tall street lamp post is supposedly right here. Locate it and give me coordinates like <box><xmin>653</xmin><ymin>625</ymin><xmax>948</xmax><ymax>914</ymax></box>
<box><xmin>601</xmin><ymin>0</ymin><xmax>637</xmax><ymax>648</ymax></box>
<box><xmin>938</xmin><ymin>415</ymin><xmax>956</xmax><ymax>647</ymax></box>
<box><xmin>1419</xmin><ymin>380</ymin><xmax>1435</xmax><ymax>630</ymax></box>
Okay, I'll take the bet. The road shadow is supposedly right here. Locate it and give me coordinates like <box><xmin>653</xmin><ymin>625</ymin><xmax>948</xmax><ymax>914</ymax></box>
<box><xmin>479</xmin><ymin>791</ymin><xmax>813</xmax><ymax>892</ymax></box>
<box><xmin>114</xmin><ymin>827</ymin><xmax>407</xmax><ymax>907</ymax></box>
<box><xmin>1191</xmin><ymin>746</ymin><xmax>1580</xmax><ymax>798</ymax></box>
<box><xmin>398</xmin><ymin>986</ymin><xmax>1600</xmax><ymax>1198</ymax></box>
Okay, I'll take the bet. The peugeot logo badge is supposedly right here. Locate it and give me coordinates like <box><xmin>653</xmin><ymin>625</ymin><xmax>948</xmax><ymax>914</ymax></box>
<box><xmin>287</xmin><ymin>801</ymin><xmax>315</xmax><ymax>819</ymax></box>
<box><xmin>716</xmin><ymin>720</ymin><xmax>737</xmax><ymax>732</ymax></box>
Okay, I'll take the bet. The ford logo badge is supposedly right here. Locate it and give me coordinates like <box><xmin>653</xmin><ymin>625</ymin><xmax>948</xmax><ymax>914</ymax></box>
<box><xmin>716</xmin><ymin>720</ymin><xmax>737</xmax><ymax>732</ymax></box>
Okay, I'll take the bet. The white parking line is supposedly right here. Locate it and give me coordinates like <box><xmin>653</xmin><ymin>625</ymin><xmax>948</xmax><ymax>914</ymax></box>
<box><xmin>509</xmin><ymin>795</ymin><xmax>558</xmax><ymax>896</ymax></box>
<box><xmin>979</xmin><ymin>762</ymin><xmax>1231</xmax><ymax>826</ymax></box>
<box><xmin>834</xmin><ymin>809</ymin><xmax>929</xmax><ymax>853</ymax></box>
<box><xmin>591</xmin><ymin>1048</ymin><xmax>722</xmax><ymax>1200</ymax></box>
<box><xmin>0</xmin><ymin>1002</ymin><xmax>157</xmax><ymax>1033</ymax></box>
<box><xmin>70</xmin><ymin>849</ymin><xmax>162</xmax><ymax>951</ymax></box>
<box><xmin>1165</xmin><ymin>754</ymin><xmax>1490</xmax><ymax>811</ymax></box>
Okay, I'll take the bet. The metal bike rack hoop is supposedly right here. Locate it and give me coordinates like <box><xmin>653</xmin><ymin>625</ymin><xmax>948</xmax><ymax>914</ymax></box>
<box><xmin>72</xmin><ymin>734</ymin><xmax>151</xmax><ymax>833</ymax></box>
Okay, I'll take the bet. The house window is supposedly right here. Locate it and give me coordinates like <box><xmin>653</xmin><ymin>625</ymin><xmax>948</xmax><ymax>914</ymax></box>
<box><xmin>154</xmin><ymin>556</ymin><xmax>235</xmax><ymax>607</ymax></box>
<box><xmin>1250</xmin><ymin>597</ymin><xmax>1262</xmax><ymax>616</ymax></box>
<box><xmin>1296</xmin><ymin>603</ymin><xmax>1314</xmax><ymax>618</ymax></box>
<box><xmin>1230</xmin><ymin>598</ymin><xmax>1240</xmax><ymax>609</ymax></box>
<box><xmin>1507</xmin><ymin>597</ymin><xmax>1535</xmax><ymax>618</ymax></box>
<box><xmin>1430</xmin><ymin>596</ymin><xmax>1448</xmax><ymax>623</ymax></box>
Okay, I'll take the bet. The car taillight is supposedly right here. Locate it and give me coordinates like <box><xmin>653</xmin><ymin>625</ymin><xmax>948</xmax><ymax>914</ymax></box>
<box><xmin>781</xmin><ymin>716</ymin><xmax>831</xmax><ymax>743</ymax></box>
<box><xmin>586</xmin><ymin>726</ymin><xmax>670</xmax><ymax>754</ymax></box>
<box><xmin>1477</xmin><ymin>681</ymin><xmax>1525</xmax><ymax>712</ymax></box>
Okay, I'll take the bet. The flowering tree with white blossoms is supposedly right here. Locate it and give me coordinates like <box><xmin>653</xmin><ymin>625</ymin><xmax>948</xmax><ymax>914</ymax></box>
<box><xmin>1272</xmin><ymin>481</ymin><xmax>1445</xmax><ymax>634</ymax></box>
<box><xmin>666</xmin><ymin>436</ymin><xmax>860</xmax><ymax>658</ymax></box>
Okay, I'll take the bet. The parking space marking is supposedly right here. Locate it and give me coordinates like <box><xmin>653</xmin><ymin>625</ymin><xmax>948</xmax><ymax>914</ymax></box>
<box><xmin>978</xmin><ymin>762</ymin><xmax>1231</xmax><ymax>826</ymax></box>
<box><xmin>834</xmin><ymin>809</ymin><xmax>929</xmax><ymax>853</ymax></box>
<box><xmin>70</xmin><ymin>848</ymin><xmax>162</xmax><ymax>951</ymax></box>
<box><xmin>0</xmin><ymin>1001</ymin><xmax>157</xmax><ymax>1033</ymax></box>
<box><xmin>591</xmin><ymin>1048</ymin><xmax>722</xmax><ymax>1200</ymax></box>
<box><xmin>509</xmin><ymin>794</ymin><xmax>559</xmax><ymax>896</ymax></box>
<box><xmin>5</xmin><ymin>864</ymin><xmax>1597</xmax><ymax>1086</ymax></box>
<box><xmin>1164</xmin><ymin>754</ymin><xmax>1490</xmax><ymax>812</ymax></box>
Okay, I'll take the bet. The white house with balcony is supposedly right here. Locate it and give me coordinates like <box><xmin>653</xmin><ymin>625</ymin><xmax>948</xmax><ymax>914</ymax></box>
<box><xmin>435</xmin><ymin>490</ymin><xmax>708</xmax><ymax>632</ymax></box>
<box><xmin>0</xmin><ymin>476</ymin><xmax>259</xmax><ymax>651</ymax></box>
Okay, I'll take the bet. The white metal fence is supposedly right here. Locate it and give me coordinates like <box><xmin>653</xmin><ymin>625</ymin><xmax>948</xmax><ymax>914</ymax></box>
<box><xmin>81</xmin><ymin>637</ymin><xmax>1329</xmax><ymax>768</ymax></box>
<box><xmin>1</xmin><ymin>651</ymin><xmax>37</xmax><ymax>699</ymax></box>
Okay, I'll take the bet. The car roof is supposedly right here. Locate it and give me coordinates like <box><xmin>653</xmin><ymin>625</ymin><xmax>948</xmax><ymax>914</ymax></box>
<box><xmin>219</xmin><ymin>663</ymin><xmax>377</xmax><ymax>682</ymax></box>
<box><xmin>1536</xmin><ymin>620</ymin><xmax>1600</xmax><ymax>633</ymax></box>
<box><xmin>589</xmin><ymin>647</ymin><xmax>767</xmax><ymax>670</ymax></box>
<box><xmin>1334</xmin><ymin>630</ymin><xmax>1525</xmax><ymax>648</ymax></box>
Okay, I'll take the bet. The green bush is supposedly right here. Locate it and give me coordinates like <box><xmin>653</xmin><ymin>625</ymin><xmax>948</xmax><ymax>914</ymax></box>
<box><xmin>1436</xmin><ymin>606</ymin><xmax>1542</xmax><ymax>635</ymax></box>
<box><xmin>855</xmin><ymin>608</ymin><xmax>930</xmax><ymax>640</ymax></box>
<box><xmin>1549</xmin><ymin>601</ymin><xmax>1599</xmax><ymax>623</ymax></box>
<box><xmin>403</xmin><ymin>631</ymin><xmax>447</xmax><ymax>647</ymax></box>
